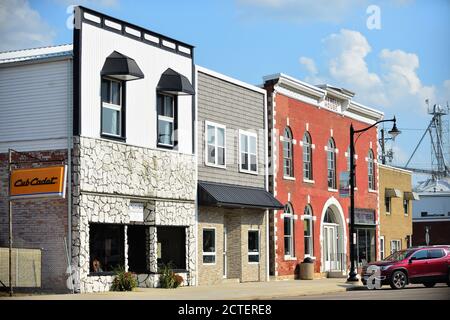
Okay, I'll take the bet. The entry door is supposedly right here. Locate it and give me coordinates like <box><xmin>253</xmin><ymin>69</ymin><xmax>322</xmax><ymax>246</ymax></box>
<box><xmin>324</xmin><ymin>225</ymin><xmax>338</xmax><ymax>271</ymax></box>
<box><xmin>223</xmin><ymin>227</ymin><xmax>227</xmax><ymax>278</ymax></box>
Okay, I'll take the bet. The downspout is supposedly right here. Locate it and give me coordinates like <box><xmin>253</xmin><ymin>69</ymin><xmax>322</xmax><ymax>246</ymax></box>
<box><xmin>263</xmin><ymin>89</ymin><xmax>270</xmax><ymax>282</ymax></box>
<box><xmin>193</xmin><ymin>65</ymin><xmax>199</xmax><ymax>286</ymax></box>
<box><xmin>67</xmin><ymin>56</ymin><xmax>73</xmax><ymax>275</ymax></box>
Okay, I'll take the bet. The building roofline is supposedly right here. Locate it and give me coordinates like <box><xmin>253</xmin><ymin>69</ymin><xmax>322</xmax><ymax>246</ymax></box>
<box><xmin>196</xmin><ymin>65</ymin><xmax>266</xmax><ymax>95</ymax></box>
<box><xmin>378</xmin><ymin>164</ymin><xmax>413</xmax><ymax>175</ymax></box>
<box><xmin>0</xmin><ymin>44</ymin><xmax>73</xmax><ymax>66</ymax></box>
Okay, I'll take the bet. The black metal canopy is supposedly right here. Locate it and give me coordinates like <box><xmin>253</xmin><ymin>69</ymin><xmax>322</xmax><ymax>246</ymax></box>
<box><xmin>101</xmin><ymin>51</ymin><xmax>144</xmax><ymax>81</ymax></box>
<box><xmin>198</xmin><ymin>181</ymin><xmax>284</xmax><ymax>210</ymax></box>
<box><xmin>157</xmin><ymin>68</ymin><xmax>195</xmax><ymax>95</ymax></box>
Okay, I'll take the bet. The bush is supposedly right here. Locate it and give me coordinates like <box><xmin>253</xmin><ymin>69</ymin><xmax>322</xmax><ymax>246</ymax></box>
<box><xmin>110</xmin><ymin>267</ymin><xmax>138</xmax><ymax>291</ymax></box>
<box><xmin>159</xmin><ymin>263</ymin><xmax>184</xmax><ymax>289</ymax></box>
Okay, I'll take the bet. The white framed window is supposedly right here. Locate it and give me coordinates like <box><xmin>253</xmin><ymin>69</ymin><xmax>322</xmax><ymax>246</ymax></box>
<box><xmin>303</xmin><ymin>132</ymin><xmax>313</xmax><ymax>181</ymax></box>
<box><xmin>202</xmin><ymin>228</ymin><xmax>216</xmax><ymax>264</ymax></box>
<box><xmin>101</xmin><ymin>78</ymin><xmax>123</xmax><ymax>137</ymax></box>
<box><xmin>303</xmin><ymin>205</ymin><xmax>314</xmax><ymax>257</ymax></box>
<box><xmin>239</xmin><ymin>130</ymin><xmax>258</xmax><ymax>174</ymax></box>
<box><xmin>248</xmin><ymin>230</ymin><xmax>260</xmax><ymax>263</ymax></box>
<box><xmin>368</xmin><ymin>149</ymin><xmax>375</xmax><ymax>190</ymax></box>
<box><xmin>157</xmin><ymin>93</ymin><xmax>176</xmax><ymax>147</ymax></box>
<box><xmin>391</xmin><ymin>239</ymin><xmax>401</xmax><ymax>255</ymax></box>
<box><xmin>327</xmin><ymin>138</ymin><xmax>337</xmax><ymax>189</ymax></box>
<box><xmin>283</xmin><ymin>203</ymin><xmax>295</xmax><ymax>258</ymax></box>
<box><xmin>283</xmin><ymin>127</ymin><xmax>294</xmax><ymax>178</ymax></box>
<box><xmin>380</xmin><ymin>236</ymin><xmax>385</xmax><ymax>260</ymax></box>
<box><xmin>205</xmin><ymin>121</ymin><xmax>226</xmax><ymax>168</ymax></box>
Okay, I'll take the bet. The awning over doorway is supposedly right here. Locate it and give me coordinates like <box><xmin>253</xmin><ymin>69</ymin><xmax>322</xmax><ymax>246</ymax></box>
<box><xmin>198</xmin><ymin>181</ymin><xmax>284</xmax><ymax>210</ymax></box>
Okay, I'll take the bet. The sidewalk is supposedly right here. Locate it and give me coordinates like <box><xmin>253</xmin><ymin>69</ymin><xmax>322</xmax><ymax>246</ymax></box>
<box><xmin>1</xmin><ymin>278</ymin><xmax>362</xmax><ymax>300</ymax></box>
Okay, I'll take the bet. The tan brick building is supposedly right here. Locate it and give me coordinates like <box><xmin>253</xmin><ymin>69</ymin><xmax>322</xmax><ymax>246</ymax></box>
<box><xmin>379</xmin><ymin>164</ymin><xmax>418</xmax><ymax>259</ymax></box>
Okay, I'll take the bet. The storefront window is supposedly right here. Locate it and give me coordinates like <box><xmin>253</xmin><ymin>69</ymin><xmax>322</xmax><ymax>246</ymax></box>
<box><xmin>356</xmin><ymin>228</ymin><xmax>376</xmax><ymax>266</ymax></box>
<box><xmin>89</xmin><ymin>223</ymin><xmax>125</xmax><ymax>274</ymax></box>
<box><xmin>157</xmin><ymin>226</ymin><xmax>186</xmax><ymax>270</ymax></box>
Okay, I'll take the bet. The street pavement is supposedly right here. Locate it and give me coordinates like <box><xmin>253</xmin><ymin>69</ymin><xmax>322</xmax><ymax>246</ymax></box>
<box><xmin>1</xmin><ymin>279</ymin><xmax>449</xmax><ymax>300</ymax></box>
<box><xmin>280</xmin><ymin>283</ymin><xmax>450</xmax><ymax>300</ymax></box>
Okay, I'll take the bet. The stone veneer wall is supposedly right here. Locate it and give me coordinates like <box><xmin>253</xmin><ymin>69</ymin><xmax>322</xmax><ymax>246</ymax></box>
<box><xmin>71</xmin><ymin>137</ymin><xmax>196</xmax><ymax>293</ymax></box>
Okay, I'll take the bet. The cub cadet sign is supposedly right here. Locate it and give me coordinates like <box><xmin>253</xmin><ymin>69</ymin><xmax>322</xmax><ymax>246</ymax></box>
<box><xmin>10</xmin><ymin>166</ymin><xmax>67</xmax><ymax>199</ymax></box>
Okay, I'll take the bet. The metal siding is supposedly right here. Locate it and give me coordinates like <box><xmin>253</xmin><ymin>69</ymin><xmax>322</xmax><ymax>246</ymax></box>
<box><xmin>197</xmin><ymin>71</ymin><xmax>265</xmax><ymax>188</ymax></box>
<box><xmin>0</xmin><ymin>60</ymin><xmax>71</xmax><ymax>152</ymax></box>
<box><xmin>80</xmin><ymin>23</ymin><xmax>193</xmax><ymax>154</ymax></box>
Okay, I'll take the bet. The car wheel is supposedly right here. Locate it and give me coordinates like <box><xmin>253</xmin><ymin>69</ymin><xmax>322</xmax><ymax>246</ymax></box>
<box><xmin>423</xmin><ymin>282</ymin><xmax>436</xmax><ymax>288</ymax></box>
<box><xmin>390</xmin><ymin>270</ymin><xmax>407</xmax><ymax>289</ymax></box>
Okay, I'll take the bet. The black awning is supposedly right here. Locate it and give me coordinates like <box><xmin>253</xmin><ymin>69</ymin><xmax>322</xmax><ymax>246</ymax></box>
<box><xmin>157</xmin><ymin>68</ymin><xmax>195</xmax><ymax>95</ymax></box>
<box><xmin>198</xmin><ymin>181</ymin><xmax>284</xmax><ymax>210</ymax></box>
<box><xmin>101</xmin><ymin>51</ymin><xmax>144</xmax><ymax>81</ymax></box>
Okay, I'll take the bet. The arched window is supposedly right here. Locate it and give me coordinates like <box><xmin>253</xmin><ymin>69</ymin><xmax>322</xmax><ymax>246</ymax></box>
<box><xmin>303</xmin><ymin>205</ymin><xmax>314</xmax><ymax>257</ymax></box>
<box><xmin>324</xmin><ymin>207</ymin><xmax>337</xmax><ymax>223</ymax></box>
<box><xmin>368</xmin><ymin>149</ymin><xmax>375</xmax><ymax>190</ymax></box>
<box><xmin>283</xmin><ymin>127</ymin><xmax>294</xmax><ymax>178</ymax></box>
<box><xmin>283</xmin><ymin>203</ymin><xmax>295</xmax><ymax>257</ymax></box>
<box><xmin>327</xmin><ymin>138</ymin><xmax>337</xmax><ymax>189</ymax></box>
<box><xmin>303</xmin><ymin>132</ymin><xmax>313</xmax><ymax>180</ymax></box>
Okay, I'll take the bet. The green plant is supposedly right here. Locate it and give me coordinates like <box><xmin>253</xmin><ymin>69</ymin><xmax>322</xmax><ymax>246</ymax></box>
<box><xmin>110</xmin><ymin>266</ymin><xmax>138</xmax><ymax>291</ymax></box>
<box><xmin>159</xmin><ymin>263</ymin><xmax>184</xmax><ymax>289</ymax></box>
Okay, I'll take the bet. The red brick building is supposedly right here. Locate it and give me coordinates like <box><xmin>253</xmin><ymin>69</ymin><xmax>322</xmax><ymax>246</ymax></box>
<box><xmin>264</xmin><ymin>74</ymin><xmax>384</xmax><ymax>278</ymax></box>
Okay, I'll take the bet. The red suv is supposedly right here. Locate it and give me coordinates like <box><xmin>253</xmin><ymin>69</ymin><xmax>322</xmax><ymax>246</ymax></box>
<box><xmin>361</xmin><ymin>246</ymin><xmax>450</xmax><ymax>289</ymax></box>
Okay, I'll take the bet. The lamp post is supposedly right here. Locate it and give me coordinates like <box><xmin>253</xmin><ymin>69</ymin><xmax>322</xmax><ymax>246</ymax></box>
<box><xmin>347</xmin><ymin>117</ymin><xmax>400</xmax><ymax>282</ymax></box>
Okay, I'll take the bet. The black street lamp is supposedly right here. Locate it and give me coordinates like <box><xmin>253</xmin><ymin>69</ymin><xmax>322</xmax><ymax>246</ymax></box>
<box><xmin>347</xmin><ymin>117</ymin><xmax>400</xmax><ymax>282</ymax></box>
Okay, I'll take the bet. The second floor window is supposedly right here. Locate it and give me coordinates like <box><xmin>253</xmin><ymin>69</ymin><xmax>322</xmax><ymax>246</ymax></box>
<box><xmin>101</xmin><ymin>78</ymin><xmax>123</xmax><ymax>137</ymax></box>
<box><xmin>303</xmin><ymin>132</ymin><xmax>313</xmax><ymax>180</ymax></box>
<box><xmin>385</xmin><ymin>196</ymin><xmax>391</xmax><ymax>213</ymax></box>
<box><xmin>327</xmin><ymin>138</ymin><xmax>337</xmax><ymax>189</ymax></box>
<box><xmin>403</xmin><ymin>199</ymin><xmax>409</xmax><ymax>215</ymax></box>
<box><xmin>283</xmin><ymin>127</ymin><xmax>294</xmax><ymax>178</ymax></box>
<box><xmin>206</xmin><ymin>121</ymin><xmax>226</xmax><ymax>167</ymax></box>
<box><xmin>157</xmin><ymin>94</ymin><xmax>176</xmax><ymax>148</ymax></box>
<box><xmin>368</xmin><ymin>149</ymin><xmax>375</xmax><ymax>190</ymax></box>
<box><xmin>239</xmin><ymin>131</ymin><xmax>257</xmax><ymax>174</ymax></box>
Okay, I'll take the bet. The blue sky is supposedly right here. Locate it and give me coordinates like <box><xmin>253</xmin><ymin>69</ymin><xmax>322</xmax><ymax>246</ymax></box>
<box><xmin>1</xmin><ymin>0</ymin><xmax>449</xmax><ymax>184</ymax></box>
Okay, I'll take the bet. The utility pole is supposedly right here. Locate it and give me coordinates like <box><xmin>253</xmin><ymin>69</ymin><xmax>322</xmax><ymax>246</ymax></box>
<box><xmin>8</xmin><ymin>148</ymin><xmax>13</xmax><ymax>297</ymax></box>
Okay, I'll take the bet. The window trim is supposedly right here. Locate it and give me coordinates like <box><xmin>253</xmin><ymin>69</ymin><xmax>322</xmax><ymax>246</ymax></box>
<box><xmin>100</xmin><ymin>77</ymin><xmax>126</xmax><ymax>140</ymax></box>
<box><xmin>238</xmin><ymin>129</ymin><xmax>258</xmax><ymax>175</ymax></box>
<box><xmin>156</xmin><ymin>92</ymin><xmax>177</xmax><ymax>149</ymax></box>
<box><xmin>326</xmin><ymin>138</ymin><xmax>337</xmax><ymax>189</ymax></box>
<box><xmin>390</xmin><ymin>239</ymin><xmax>401</xmax><ymax>255</ymax></box>
<box><xmin>302</xmin><ymin>132</ymin><xmax>313</xmax><ymax>181</ymax></box>
<box><xmin>283</xmin><ymin>127</ymin><xmax>294</xmax><ymax>178</ymax></box>
<box><xmin>202</xmin><ymin>227</ymin><xmax>217</xmax><ymax>265</ymax></box>
<box><xmin>204</xmin><ymin>120</ymin><xmax>227</xmax><ymax>169</ymax></box>
<box><xmin>247</xmin><ymin>229</ymin><xmax>260</xmax><ymax>264</ymax></box>
<box><xmin>283</xmin><ymin>203</ymin><xmax>295</xmax><ymax>259</ymax></box>
<box><xmin>303</xmin><ymin>205</ymin><xmax>314</xmax><ymax>258</ymax></box>
<box><xmin>379</xmin><ymin>235</ymin><xmax>385</xmax><ymax>260</ymax></box>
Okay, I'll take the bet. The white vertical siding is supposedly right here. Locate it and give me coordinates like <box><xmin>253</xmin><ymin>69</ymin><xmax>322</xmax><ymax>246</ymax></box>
<box><xmin>80</xmin><ymin>23</ymin><xmax>193</xmax><ymax>154</ymax></box>
<box><xmin>0</xmin><ymin>59</ymin><xmax>72</xmax><ymax>153</ymax></box>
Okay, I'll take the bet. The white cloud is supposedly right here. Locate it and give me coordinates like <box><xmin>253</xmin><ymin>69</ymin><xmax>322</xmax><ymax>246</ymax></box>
<box><xmin>299</xmin><ymin>56</ymin><xmax>317</xmax><ymax>75</ymax></box>
<box><xmin>236</xmin><ymin>0</ymin><xmax>368</xmax><ymax>23</ymax></box>
<box><xmin>300</xmin><ymin>29</ymin><xmax>447</xmax><ymax>114</ymax></box>
<box><xmin>0</xmin><ymin>0</ymin><xmax>56</xmax><ymax>51</ymax></box>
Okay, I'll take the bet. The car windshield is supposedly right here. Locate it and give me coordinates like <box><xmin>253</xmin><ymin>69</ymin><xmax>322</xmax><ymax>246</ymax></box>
<box><xmin>383</xmin><ymin>250</ymin><xmax>413</xmax><ymax>262</ymax></box>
